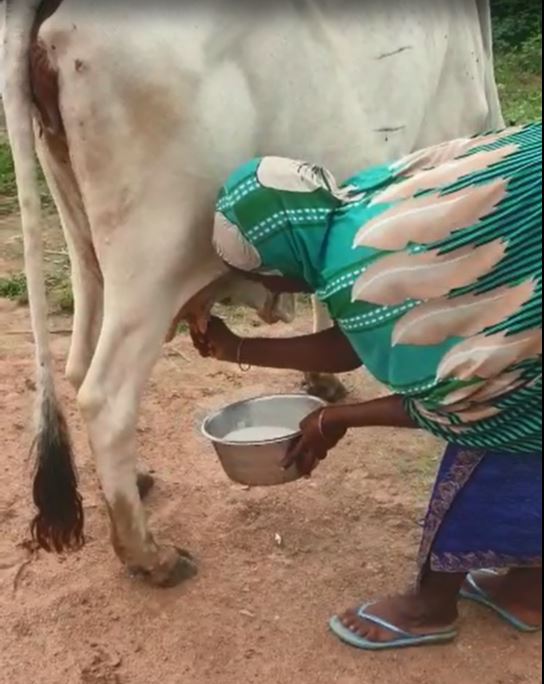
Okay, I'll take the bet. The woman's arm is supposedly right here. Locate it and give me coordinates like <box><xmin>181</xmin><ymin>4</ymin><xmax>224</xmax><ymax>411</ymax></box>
<box><xmin>284</xmin><ymin>395</ymin><xmax>418</xmax><ymax>474</ymax></box>
<box><xmin>240</xmin><ymin>326</ymin><xmax>360</xmax><ymax>373</ymax></box>
<box><xmin>324</xmin><ymin>395</ymin><xmax>418</xmax><ymax>431</ymax></box>
<box><xmin>191</xmin><ymin>316</ymin><xmax>361</xmax><ymax>373</ymax></box>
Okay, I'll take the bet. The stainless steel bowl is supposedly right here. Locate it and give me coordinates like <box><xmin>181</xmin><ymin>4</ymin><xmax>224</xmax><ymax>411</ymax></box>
<box><xmin>201</xmin><ymin>394</ymin><xmax>326</xmax><ymax>486</ymax></box>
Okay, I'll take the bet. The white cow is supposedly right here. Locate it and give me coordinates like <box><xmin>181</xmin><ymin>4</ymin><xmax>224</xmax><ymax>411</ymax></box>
<box><xmin>3</xmin><ymin>0</ymin><xmax>503</xmax><ymax>586</ymax></box>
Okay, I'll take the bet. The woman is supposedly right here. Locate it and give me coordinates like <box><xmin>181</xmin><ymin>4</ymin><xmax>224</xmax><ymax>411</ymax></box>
<box><xmin>191</xmin><ymin>122</ymin><xmax>542</xmax><ymax>650</ymax></box>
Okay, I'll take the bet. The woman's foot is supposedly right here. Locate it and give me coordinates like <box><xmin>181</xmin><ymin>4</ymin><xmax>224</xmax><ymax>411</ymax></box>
<box><xmin>338</xmin><ymin>571</ymin><xmax>464</xmax><ymax>643</ymax></box>
<box><xmin>462</xmin><ymin>568</ymin><xmax>542</xmax><ymax>628</ymax></box>
<box><xmin>338</xmin><ymin>594</ymin><xmax>456</xmax><ymax>642</ymax></box>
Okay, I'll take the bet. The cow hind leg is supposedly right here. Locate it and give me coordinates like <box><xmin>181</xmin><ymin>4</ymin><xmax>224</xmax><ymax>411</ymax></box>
<box><xmin>302</xmin><ymin>297</ymin><xmax>348</xmax><ymax>402</ymax></box>
<box><xmin>65</xmin><ymin>255</ymin><xmax>154</xmax><ymax>502</ymax></box>
<box><xmin>54</xmin><ymin>239</ymin><xmax>155</xmax><ymax>501</ymax></box>
<box><xmin>65</xmin><ymin>261</ymin><xmax>154</xmax><ymax>503</ymax></box>
<box><xmin>77</xmin><ymin>278</ymin><xmax>197</xmax><ymax>587</ymax></box>
<box><xmin>65</xmin><ymin>255</ymin><xmax>103</xmax><ymax>392</ymax></box>
<box><xmin>37</xmin><ymin>136</ymin><xmax>155</xmax><ymax>500</ymax></box>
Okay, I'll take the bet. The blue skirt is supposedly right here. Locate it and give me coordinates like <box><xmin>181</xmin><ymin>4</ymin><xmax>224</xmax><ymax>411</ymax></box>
<box><xmin>418</xmin><ymin>444</ymin><xmax>542</xmax><ymax>573</ymax></box>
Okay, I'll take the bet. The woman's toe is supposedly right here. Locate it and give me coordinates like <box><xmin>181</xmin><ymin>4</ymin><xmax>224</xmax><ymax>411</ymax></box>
<box><xmin>343</xmin><ymin>615</ymin><xmax>360</xmax><ymax>630</ymax></box>
<box><xmin>339</xmin><ymin>608</ymin><xmax>359</xmax><ymax>625</ymax></box>
<box><xmin>352</xmin><ymin>621</ymin><xmax>367</xmax><ymax>637</ymax></box>
<box><xmin>336</xmin><ymin>605</ymin><xmax>398</xmax><ymax>642</ymax></box>
<box><xmin>339</xmin><ymin>610</ymin><xmax>372</xmax><ymax>637</ymax></box>
<box><xmin>347</xmin><ymin>618</ymin><xmax>363</xmax><ymax>632</ymax></box>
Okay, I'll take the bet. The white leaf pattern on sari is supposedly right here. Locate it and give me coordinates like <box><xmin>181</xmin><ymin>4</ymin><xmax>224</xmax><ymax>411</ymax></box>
<box><xmin>392</xmin><ymin>126</ymin><xmax>524</xmax><ymax>176</ymax></box>
<box><xmin>353</xmin><ymin>179</ymin><xmax>507</xmax><ymax>250</ymax></box>
<box><xmin>440</xmin><ymin>382</ymin><xmax>487</xmax><ymax>406</ymax></box>
<box><xmin>412</xmin><ymin>401</ymin><xmax>458</xmax><ymax>426</ymax></box>
<box><xmin>392</xmin><ymin>281</ymin><xmax>535</xmax><ymax>346</ymax></box>
<box><xmin>527</xmin><ymin>374</ymin><xmax>542</xmax><ymax>389</ymax></box>
<box><xmin>437</xmin><ymin>328</ymin><xmax>542</xmax><ymax>380</ymax></box>
<box><xmin>212</xmin><ymin>212</ymin><xmax>262</xmax><ymax>271</ymax></box>
<box><xmin>413</xmin><ymin>400</ymin><xmax>501</xmax><ymax>428</ymax></box>
<box><xmin>467</xmin><ymin>370</ymin><xmax>527</xmax><ymax>403</ymax></box>
<box><xmin>351</xmin><ymin>239</ymin><xmax>505</xmax><ymax>306</ymax></box>
<box><xmin>451</xmin><ymin>405</ymin><xmax>502</xmax><ymax>424</ymax></box>
<box><xmin>370</xmin><ymin>144</ymin><xmax>519</xmax><ymax>206</ymax></box>
<box><xmin>440</xmin><ymin>370</ymin><xmax>527</xmax><ymax>406</ymax></box>
<box><xmin>256</xmin><ymin>157</ymin><xmax>360</xmax><ymax>201</ymax></box>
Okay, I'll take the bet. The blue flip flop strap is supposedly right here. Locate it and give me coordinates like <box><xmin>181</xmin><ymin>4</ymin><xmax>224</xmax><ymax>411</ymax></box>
<box><xmin>465</xmin><ymin>569</ymin><xmax>498</xmax><ymax>600</ymax></box>
<box><xmin>356</xmin><ymin>603</ymin><xmax>413</xmax><ymax>638</ymax></box>
<box><xmin>465</xmin><ymin>573</ymin><xmax>487</xmax><ymax>598</ymax></box>
<box><xmin>463</xmin><ymin>571</ymin><xmax>541</xmax><ymax>632</ymax></box>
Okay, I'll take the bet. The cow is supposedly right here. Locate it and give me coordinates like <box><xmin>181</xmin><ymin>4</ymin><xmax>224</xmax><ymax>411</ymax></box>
<box><xmin>2</xmin><ymin>0</ymin><xmax>503</xmax><ymax>586</ymax></box>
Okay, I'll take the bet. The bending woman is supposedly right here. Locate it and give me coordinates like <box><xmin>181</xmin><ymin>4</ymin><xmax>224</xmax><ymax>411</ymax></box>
<box><xmin>191</xmin><ymin>122</ymin><xmax>542</xmax><ymax>650</ymax></box>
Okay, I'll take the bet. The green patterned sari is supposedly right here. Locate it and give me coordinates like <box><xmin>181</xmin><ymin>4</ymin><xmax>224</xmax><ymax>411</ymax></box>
<box><xmin>212</xmin><ymin>123</ymin><xmax>542</xmax><ymax>454</ymax></box>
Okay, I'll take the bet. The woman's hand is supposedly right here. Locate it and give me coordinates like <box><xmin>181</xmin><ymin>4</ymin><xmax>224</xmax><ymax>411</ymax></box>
<box><xmin>189</xmin><ymin>315</ymin><xmax>240</xmax><ymax>362</ymax></box>
<box><xmin>282</xmin><ymin>408</ymin><xmax>347</xmax><ymax>476</ymax></box>
<box><xmin>283</xmin><ymin>396</ymin><xmax>418</xmax><ymax>476</ymax></box>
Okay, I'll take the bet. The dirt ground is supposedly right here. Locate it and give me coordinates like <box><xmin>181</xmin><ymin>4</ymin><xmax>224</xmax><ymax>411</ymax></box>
<box><xmin>0</xmin><ymin>212</ymin><xmax>542</xmax><ymax>684</ymax></box>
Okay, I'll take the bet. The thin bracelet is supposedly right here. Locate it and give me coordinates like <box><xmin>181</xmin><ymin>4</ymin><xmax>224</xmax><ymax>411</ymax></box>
<box><xmin>317</xmin><ymin>408</ymin><xmax>327</xmax><ymax>440</ymax></box>
<box><xmin>236</xmin><ymin>338</ymin><xmax>251</xmax><ymax>372</ymax></box>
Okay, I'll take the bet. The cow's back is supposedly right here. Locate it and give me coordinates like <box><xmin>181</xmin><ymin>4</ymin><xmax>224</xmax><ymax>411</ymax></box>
<box><xmin>36</xmin><ymin>0</ymin><xmax>502</xmax><ymax>195</ymax></box>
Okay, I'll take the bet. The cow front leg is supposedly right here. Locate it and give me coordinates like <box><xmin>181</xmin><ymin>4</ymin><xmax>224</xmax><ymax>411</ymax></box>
<box><xmin>302</xmin><ymin>297</ymin><xmax>348</xmax><ymax>402</ymax></box>
<box><xmin>77</xmin><ymin>285</ymin><xmax>198</xmax><ymax>587</ymax></box>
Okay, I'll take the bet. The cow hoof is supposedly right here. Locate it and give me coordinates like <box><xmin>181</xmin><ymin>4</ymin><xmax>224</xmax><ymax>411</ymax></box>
<box><xmin>130</xmin><ymin>547</ymin><xmax>198</xmax><ymax>588</ymax></box>
<box><xmin>155</xmin><ymin>548</ymin><xmax>198</xmax><ymax>588</ymax></box>
<box><xmin>303</xmin><ymin>373</ymin><xmax>348</xmax><ymax>403</ymax></box>
<box><xmin>136</xmin><ymin>472</ymin><xmax>155</xmax><ymax>500</ymax></box>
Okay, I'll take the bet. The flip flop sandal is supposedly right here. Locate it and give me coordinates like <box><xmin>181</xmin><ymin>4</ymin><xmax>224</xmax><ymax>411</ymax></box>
<box><xmin>328</xmin><ymin>602</ymin><xmax>458</xmax><ymax>651</ymax></box>
<box><xmin>460</xmin><ymin>570</ymin><xmax>542</xmax><ymax>633</ymax></box>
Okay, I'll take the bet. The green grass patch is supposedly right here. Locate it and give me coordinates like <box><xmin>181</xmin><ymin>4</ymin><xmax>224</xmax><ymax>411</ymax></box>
<box><xmin>0</xmin><ymin>270</ymin><xmax>74</xmax><ymax>312</ymax></box>
<box><xmin>0</xmin><ymin>141</ymin><xmax>55</xmax><ymax>216</ymax></box>
<box><xmin>496</xmin><ymin>37</ymin><xmax>542</xmax><ymax>124</ymax></box>
<box><xmin>0</xmin><ymin>141</ymin><xmax>19</xmax><ymax>217</ymax></box>
<box><xmin>0</xmin><ymin>272</ymin><xmax>27</xmax><ymax>301</ymax></box>
<box><xmin>0</xmin><ymin>142</ymin><xmax>17</xmax><ymax>196</ymax></box>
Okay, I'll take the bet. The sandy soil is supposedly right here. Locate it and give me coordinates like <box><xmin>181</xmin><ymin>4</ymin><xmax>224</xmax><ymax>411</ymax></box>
<box><xmin>0</xmin><ymin>215</ymin><xmax>541</xmax><ymax>684</ymax></box>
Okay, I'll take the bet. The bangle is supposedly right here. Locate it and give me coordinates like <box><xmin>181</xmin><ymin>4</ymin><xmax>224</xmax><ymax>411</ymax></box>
<box><xmin>236</xmin><ymin>338</ymin><xmax>251</xmax><ymax>372</ymax></box>
<box><xmin>317</xmin><ymin>408</ymin><xmax>327</xmax><ymax>439</ymax></box>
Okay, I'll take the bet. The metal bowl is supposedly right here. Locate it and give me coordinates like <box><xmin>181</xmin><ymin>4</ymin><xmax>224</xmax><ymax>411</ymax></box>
<box><xmin>201</xmin><ymin>394</ymin><xmax>326</xmax><ymax>486</ymax></box>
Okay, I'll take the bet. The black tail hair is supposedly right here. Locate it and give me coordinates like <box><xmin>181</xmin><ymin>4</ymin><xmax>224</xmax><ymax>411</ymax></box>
<box><xmin>31</xmin><ymin>395</ymin><xmax>84</xmax><ymax>553</ymax></box>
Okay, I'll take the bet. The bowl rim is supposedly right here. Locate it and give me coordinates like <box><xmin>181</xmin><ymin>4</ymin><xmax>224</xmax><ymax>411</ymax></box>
<box><xmin>201</xmin><ymin>393</ymin><xmax>327</xmax><ymax>446</ymax></box>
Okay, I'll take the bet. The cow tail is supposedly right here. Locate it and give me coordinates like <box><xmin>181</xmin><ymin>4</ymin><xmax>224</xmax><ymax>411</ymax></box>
<box><xmin>3</xmin><ymin>0</ymin><xmax>84</xmax><ymax>552</ymax></box>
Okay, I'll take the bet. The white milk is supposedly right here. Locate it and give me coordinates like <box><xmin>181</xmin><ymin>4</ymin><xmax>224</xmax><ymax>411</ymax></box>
<box><xmin>224</xmin><ymin>426</ymin><xmax>294</xmax><ymax>443</ymax></box>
